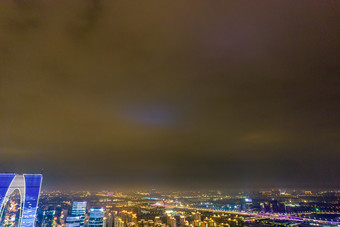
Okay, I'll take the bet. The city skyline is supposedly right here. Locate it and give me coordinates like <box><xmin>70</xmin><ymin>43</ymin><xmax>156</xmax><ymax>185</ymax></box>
<box><xmin>23</xmin><ymin>188</ymin><xmax>340</xmax><ymax>226</ymax></box>
<box><xmin>0</xmin><ymin>0</ymin><xmax>339</xmax><ymax>190</ymax></box>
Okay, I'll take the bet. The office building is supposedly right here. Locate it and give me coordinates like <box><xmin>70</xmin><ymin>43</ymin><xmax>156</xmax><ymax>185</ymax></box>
<box><xmin>0</xmin><ymin>173</ymin><xmax>43</xmax><ymax>227</ymax></box>
<box><xmin>71</xmin><ymin>201</ymin><xmax>87</xmax><ymax>226</ymax></box>
<box><xmin>89</xmin><ymin>208</ymin><xmax>104</xmax><ymax>227</ymax></box>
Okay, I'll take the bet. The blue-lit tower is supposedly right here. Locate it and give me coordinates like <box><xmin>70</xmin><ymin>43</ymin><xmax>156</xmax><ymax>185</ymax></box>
<box><xmin>71</xmin><ymin>201</ymin><xmax>87</xmax><ymax>226</ymax></box>
<box><xmin>0</xmin><ymin>173</ymin><xmax>43</xmax><ymax>227</ymax></box>
<box><xmin>89</xmin><ymin>208</ymin><xmax>104</xmax><ymax>227</ymax></box>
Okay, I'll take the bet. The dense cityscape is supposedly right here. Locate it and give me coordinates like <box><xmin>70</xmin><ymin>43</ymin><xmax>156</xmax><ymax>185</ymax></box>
<box><xmin>2</xmin><ymin>183</ymin><xmax>340</xmax><ymax>227</ymax></box>
<box><xmin>33</xmin><ymin>189</ymin><xmax>340</xmax><ymax>227</ymax></box>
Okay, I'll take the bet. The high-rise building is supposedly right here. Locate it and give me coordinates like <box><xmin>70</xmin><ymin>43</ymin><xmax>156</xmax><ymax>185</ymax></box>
<box><xmin>169</xmin><ymin>217</ymin><xmax>176</xmax><ymax>227</ymax></box>
<box><xmin>137</xmin><ymin>219</ymin><xmax>155</xmax><ymax>227</ymax></box>
<box><xmin>270</xmin><ymin>200</ymin><xmax>279</xmax><ymax>213</ymax></box>
<box><xmin>278</xmin><ymin>203</ymin><xmax>286</xmax><ymax>213</ymax></box>
<box><xmin>114</xmin><ymin>216</ymin><xmax>125</xmax><ymax>227</ymax></box>
<box><xmin>154</xmin><ymin>216</ymin><xmax>162</xmax><ymax>225</ymax></box>
<box><xmin>120</xmin><ymin>210</ymin><xmax>137</xmax><ymax>226</ymax></box>
<box><xmin>192</xmin><ymin>212</ymin><xmax>201</xmax><ymax>221</ymax></box>
<box><xmin>166</xmin><ymin>214</ymin><xmax>172</xmax><ymax>225</ymax></box>
<box><xmin>180</xmin><ymin>216</ymin><xmax>186</xmax><ymax>227</ymax></box>
<box><xmin>66</xmin><ymin>216</ymin><xmax>81</xmax><ymax>227</ymax></box>
<box><xmin>71</xmin><ymin>201</ymin><xmax>87</xmax><ymax>226</ymax></box>
<box><xmin>0</xmin><ymin>173</ymin><xmax>43</xmax><ymax>227</ymax></box>
<box><xmin>89</xmin><ymin>208</ymin><xmax>104</xmax><ymax>227</ymax></box>
<box><xmin>106</xmin><ymin>213</ymin><xmax>114</xmax><ymax>227</ymax></box>
<box><xmin>194</xmin><ymin>220</ymin><xmax>201</xmax><ymax>227</ymax></box>
<box><xmin>55</xmin><ymin>205</ymin><xmax>63</xmax><ymax>225</ymax></box>
<box><xmin>42</xmin><ymin>205</ymin><xmax>55</xmax><ymax>227</ymax></box>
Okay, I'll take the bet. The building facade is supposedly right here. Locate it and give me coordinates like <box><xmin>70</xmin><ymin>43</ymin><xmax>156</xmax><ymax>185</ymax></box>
<box><xmin>88</xmin><ymin>208</ymin><xmax>104</xmax><ymax>227</ymax></box>
<box><xmin>0</xmin><ymin>173</ymin><xmax>43</xmax><ymax>227</ymax></box>
<box><xmin>71</xmin><ymin>201</ymin><xmax>87</xmax><ymax>226</ymax></box>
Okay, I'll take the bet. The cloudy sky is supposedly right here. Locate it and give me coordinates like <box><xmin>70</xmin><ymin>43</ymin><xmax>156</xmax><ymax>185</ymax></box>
<box><xmin>0</xmin><ymin>0</ymin><xmax>339</xmax><ymax>190</ymax></box>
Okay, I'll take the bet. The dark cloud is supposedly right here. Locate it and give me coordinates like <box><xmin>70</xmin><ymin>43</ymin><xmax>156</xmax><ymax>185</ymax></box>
<box><xmin>0</xmin><ymin>0</ymin><xmax>339</xmax><ymax>190</ymax></box>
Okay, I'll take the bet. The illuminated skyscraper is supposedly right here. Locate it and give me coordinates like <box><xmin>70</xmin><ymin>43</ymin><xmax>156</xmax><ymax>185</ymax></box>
<box><xmin>88</xmin><ymin>208</ymin><xmax>104</xmax><ymax>227</ymax></box>
<box><xmin>0</xmin><ymin>173</ymin><xmax>43</xmax><ymax>227</ymax></box>
<box><xmin>71</xmin><ymin>201</ymin><xmax>87</xmax><ymax>226</ymax></box>
<box><xmin>66</xmin><ymin>216</ymin><xmax>81</xmax><ymax>227</ymax></box>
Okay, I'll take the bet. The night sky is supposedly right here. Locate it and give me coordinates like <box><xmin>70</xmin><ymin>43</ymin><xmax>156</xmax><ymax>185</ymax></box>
<box><xmin>0</xmin><ymin>1</ymin><xmax>339</xmax><ymax>190</ymax></box>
